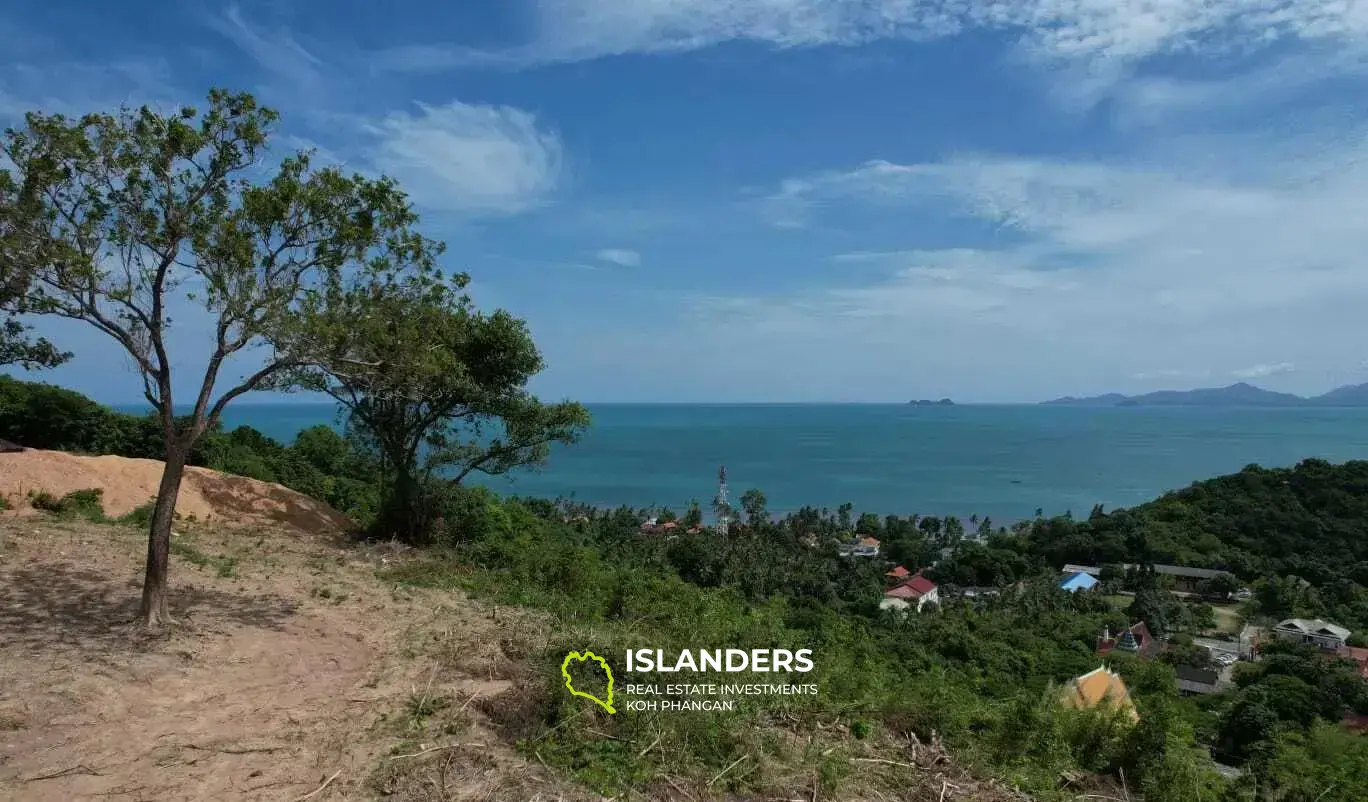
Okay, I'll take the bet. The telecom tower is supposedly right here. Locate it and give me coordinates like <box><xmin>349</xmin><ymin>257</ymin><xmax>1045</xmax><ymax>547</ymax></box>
<box><xmin>713</xmin><ymin>464</ymin><xmax>732</xmax><ymax>536</ymax></box>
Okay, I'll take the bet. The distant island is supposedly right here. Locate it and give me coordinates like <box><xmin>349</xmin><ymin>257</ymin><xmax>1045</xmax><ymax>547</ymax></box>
<box><xmin>908</xmin><ymin>398</ymin><xmax>955</xmax><ymax>407</ymax></box>
<box><xmin>1042</xmin><ymin>381</ymin><xmax>1368</xmax><ymax>407</ymax></box>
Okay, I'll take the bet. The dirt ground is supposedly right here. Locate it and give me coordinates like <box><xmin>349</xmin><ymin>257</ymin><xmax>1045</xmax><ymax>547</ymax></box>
<box><xmin>0</xmin><ymin>449</ymin><xmax>353</xmax><ymax>533</ymax></box>
<box><xmin>0</xmin><ymin>516</ymin><xmax>592</xmax><ymax>802</ymax></box>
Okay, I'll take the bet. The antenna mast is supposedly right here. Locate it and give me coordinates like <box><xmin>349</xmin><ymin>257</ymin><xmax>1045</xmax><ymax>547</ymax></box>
<box><xmin>713</xmin><ymin>464</ymin><xmax>731</xmax><ymax>536</ymax></box>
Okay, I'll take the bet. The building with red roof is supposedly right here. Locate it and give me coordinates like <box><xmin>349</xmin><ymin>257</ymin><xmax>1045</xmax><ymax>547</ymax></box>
<box><xmin>880</xmin><ymin>572</ymin><xmax>939</xmax><ymax>613</ymax></box>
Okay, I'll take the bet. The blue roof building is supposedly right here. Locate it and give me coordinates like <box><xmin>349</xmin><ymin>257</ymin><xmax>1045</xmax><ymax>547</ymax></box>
<box><xmin>1060</xmin><ymin>571</ymin><xmax>1099</xmax><ymax>593</ymax></box>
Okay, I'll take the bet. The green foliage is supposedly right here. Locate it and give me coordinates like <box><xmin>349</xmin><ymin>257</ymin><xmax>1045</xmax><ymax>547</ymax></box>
<box><xmin>170</xmin><ymin>538</ymin><xmax>238</xmax><ymax>578</ymax></box>
<box><xmin>380</xmin><ymin>493</ymin><xmax>1238</xmax><ymax>800</ymax></box>
<box><xmin>28</xmin><ymin>487</ymin><xmax>108</xmax><ymax>521</ymax></box>
<box><xmin>278</xmin><ymin>258</ymin><xmax>591</xmax><ymax>544</ymax></box>
<box><xmin>1251</xmin><ymin>722</ymin><xmax>1368</xmax><ymax>802</ymax></box>
<box><xmin>1027</xmin><ymin>458</ymin><xmax>1368</xmax><ymax>585</ymax></box>
<box><xmin>117</xmin><ymin>501</ymin><xmax>156</xmax><ymax>529</ymax></box>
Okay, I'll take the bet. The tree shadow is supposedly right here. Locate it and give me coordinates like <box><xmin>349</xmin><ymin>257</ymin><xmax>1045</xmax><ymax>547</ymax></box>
<box><xmin>0</xmin><ymin>562</ymin><xmax>298</xmax><ymax>654</ymax></box>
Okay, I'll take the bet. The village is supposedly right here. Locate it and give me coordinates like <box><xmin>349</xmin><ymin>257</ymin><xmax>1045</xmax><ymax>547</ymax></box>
<box><xmin>857</xmin><ymin>534</ymin><xmax>1368</xmax><ymax>729</ymax></box>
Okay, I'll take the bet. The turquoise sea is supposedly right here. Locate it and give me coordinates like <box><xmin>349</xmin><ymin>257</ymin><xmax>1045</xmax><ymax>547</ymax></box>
<box><xmin>190</xmin><ymin>403</ymin><xmax>1368</xmax><ymax>524</ymax></box>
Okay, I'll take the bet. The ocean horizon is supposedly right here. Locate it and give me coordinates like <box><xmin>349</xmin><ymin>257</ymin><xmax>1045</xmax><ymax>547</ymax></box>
<box><xmin>110</xmin><ymin>401</ymin><xmax>1368</xmax><ymax>525</ymax></box>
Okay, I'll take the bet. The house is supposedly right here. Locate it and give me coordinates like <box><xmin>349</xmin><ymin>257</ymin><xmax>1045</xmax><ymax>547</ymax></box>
<box><xmin>840</xmin><ymin>536</ymin><xmax>881</xmax><ymax>558</ymax></box>
<box><xmin>1059</xmin><ymin>563</ymin><xmax>1231</xmax><ymax>593</ymax></box>
<box><xmin>1060</xmin><ymin>571</ymin><xmax>1099</xmax><ymax>593</ymax></box>
<box><xmin>1063</xmin><ymin>564</ymin><xmax>1102</xmax><ymax>577</ymax></box>
<box><xmin>1273</xmin><ymin>618</ymin><xmax>1352</xmax><ymax>651</ymax></box>
<box><xmin>1175</xmin><ymin>665</ymin><xmax>1221</xmax><ymax>696</ymax></box>
<box><xmin>1152</xmin><ymin>564</ymin><xmax>1228</xmax><ymax>593</ymax></box>
<box><xmin>886</xmin><ymin>566</ymin><xmax>911</xmax><ymax>580</ymax></box>
<box><xmin>1335</xmin><ymin>645</ymin><xmax>1368</xmax><ymax>679</ymax></box>
<box><xmin>881</xmin><ymin>572</ymin><xmax>939</xmax><ymax>613</ymax></box>
<box><xmin>1096</xmin><ymin>622</ymin><xmax>1164</xmax><ymax>659</ymax></box>
<box><xmin>1060</xmin><ymin>666</ymin><xmax>1139</xmax><ymax>722</ymax></box>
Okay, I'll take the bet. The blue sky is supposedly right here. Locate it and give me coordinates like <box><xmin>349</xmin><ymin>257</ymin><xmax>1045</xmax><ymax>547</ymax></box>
<box><xmin>4</xmin><ymin>0</ymin><xmax>1368</xmax><ymax>403</ymax></box>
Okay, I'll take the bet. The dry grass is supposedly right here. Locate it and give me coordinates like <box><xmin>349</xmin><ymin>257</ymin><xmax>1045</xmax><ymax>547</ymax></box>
<box><xmin>0</xmin><ymin>513</ymin><xmax>1037</xmax><ymax>802</ymax></box>
<box><xmin>0</xmin><ymin>517</ymin><xmax>584</xmax><ymax>802</ymax></box>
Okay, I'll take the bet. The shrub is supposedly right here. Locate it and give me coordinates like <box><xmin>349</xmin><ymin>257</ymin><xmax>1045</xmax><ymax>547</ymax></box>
<box><xmin>28</xmin><ymin>488</ymin><xmax>108</xmax><ymax>521</ymax></box>
<box><xmin>117</xmin><ymin>501</ymin><xmax>156</xmax><ymax>528</ymax></box>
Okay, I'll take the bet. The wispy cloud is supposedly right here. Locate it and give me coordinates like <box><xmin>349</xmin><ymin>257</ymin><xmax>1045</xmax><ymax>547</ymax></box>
<box><xmin>361</xmin><ymin>101</ymin><xmax>564</xmax><ymax>215</ymax></box>
<box><xmin>653</xmin><ymin>123</ymin><xmax>1368</xmax><ymax>397</ymax></box>
<box><xmin>0</xmin><ymin>58</ymin><xmax>180</xmax><ymax>121</ymax></box>
<box><xmin>1232</xmin><ymin>363</ymin><xmax>1296</xmax><ymax>379</ymax></box>
<box><xmin>206</xmin><ymin>4</ymin><xmax>327</xmax><ymax>96</ymax></box>
<box><xmin>373</xmin><ymin>1</ymin><xmax>1368</xmax><ymax>84</ymax></box>
<box><xmin>595</xmin><ymin>248</ymin><xmax>642</xmax><ymax>267</ymax></box>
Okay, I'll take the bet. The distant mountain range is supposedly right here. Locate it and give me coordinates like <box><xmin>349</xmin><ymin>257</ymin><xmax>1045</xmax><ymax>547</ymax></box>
<box><xmin>1042</xmin><ymin>382</ymin><xmax>1368</xmax><ymax>408</ymax></box>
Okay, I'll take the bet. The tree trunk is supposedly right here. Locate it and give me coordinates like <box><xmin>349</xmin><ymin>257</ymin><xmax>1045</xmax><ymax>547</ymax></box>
<box><xmin>139</xmin><ymin>445</ymin><xmax>188</xmax><ymax>626</ymax></box>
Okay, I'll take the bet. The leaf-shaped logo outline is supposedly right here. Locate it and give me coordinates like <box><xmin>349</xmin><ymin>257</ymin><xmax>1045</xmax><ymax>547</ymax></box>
<box><xmin>561</xmin><ymin>650</ymin><xmax>616</xmax><ymax>714</ymax></box>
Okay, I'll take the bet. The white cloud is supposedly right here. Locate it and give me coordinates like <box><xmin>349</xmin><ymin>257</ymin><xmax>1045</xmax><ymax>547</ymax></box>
<box><xmin>596</xmin><ymin>248</ymin><xmax>642</xmax><ymax>267</ymax></box>
<box><xmin>377</xmin><ymin>1</ymin><xmax>1368</xmax><ymax>79</ymax></box>
<box><xmin>363</xmin><ymin>101</ymin><xmax>563</xmax><ymax>215</ymax></box>
<box><xmin>1232</xmin><ymin>363</ymin><xmax>1295</xmax><ymax>379</ymax></box>
<box><xmin>659</xmin><ymin>125</ymin><xmax>1368</xmax><ymax>399</ymax></box>
<box><xmin>208</xmin><ymin>5</ymin><xmax>323</xmax><ymax>88</ymax></box>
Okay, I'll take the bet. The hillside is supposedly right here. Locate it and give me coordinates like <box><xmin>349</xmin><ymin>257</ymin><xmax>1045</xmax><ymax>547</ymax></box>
<box><xmin>0</xmin><ymin>494</ymin><xmax>1029</xmax><ymax>801</ymax></box>
<box><xmin>1043</xmin><ymin>381</ymin><xmax>1368</xmax><ymax>407</ymax></box>
<box><xmin>1026</xmin><ymin>458</ymin><xmax>1368</xmax><ymax>588</ymax></box>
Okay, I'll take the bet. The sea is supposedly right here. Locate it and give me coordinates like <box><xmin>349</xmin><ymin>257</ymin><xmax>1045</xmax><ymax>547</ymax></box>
<box><xmin>169</xmin><ymin>402</ymin><xmax>1368</xmax><ymax>525</ymax></box>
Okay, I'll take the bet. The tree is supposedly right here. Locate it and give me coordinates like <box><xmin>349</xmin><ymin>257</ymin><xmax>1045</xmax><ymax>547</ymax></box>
<box><xmin>0</xmin><ymin>185</ymin><xmax>68</xmax><ymax>369</ymax></box>
<box><xmin>837</xmin><ymin>502</ymin><xmax>853</xmax><ymax>531</ymax></box>
<box><xmin>1128</xmin><ymin>589</ymin><xmax>1172</xmax><ymax>636</ymax></box>
<box><xmin>1200</xmin><ymin>572</ymin><xmax>1240</xmax><ymax>600</ymax></box>
<box><xmin>682</xmin><ymin>499</ymin><xmax>702</xmax><ymax>529</ymax></box>
<box><xmin>740</xmin><ymin>488</ymin><xmax>768</xmax><ymax>527</ymax></box>
<box><xmin>0</xmin><ymin>90</ymin><xmax>422</xmax><ymax>624</ymax></box>
<box><xmin>282</xmin><ymin>260</ymin><xmax>589</xmax><ymax>543</ymax></box>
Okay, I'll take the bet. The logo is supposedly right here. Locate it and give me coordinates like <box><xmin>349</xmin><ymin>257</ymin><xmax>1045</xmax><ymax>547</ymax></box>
<box><xmin>561</xmin><ymin>650</ymin><xmax>616</xmax><ymax>714</ymax></box>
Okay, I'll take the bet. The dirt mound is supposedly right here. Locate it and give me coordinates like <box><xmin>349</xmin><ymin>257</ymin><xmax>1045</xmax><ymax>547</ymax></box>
<box><xmin>0</xmin><ymin>449</ymin><xmax>353</xmax><ymax>535</ymax></box>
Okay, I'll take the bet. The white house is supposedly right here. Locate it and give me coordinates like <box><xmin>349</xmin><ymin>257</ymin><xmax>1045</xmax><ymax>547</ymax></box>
<box><xmin>1273</xmin><ymin>618</ymin><xmax>1351</xmax><ymax>651</ymax></box>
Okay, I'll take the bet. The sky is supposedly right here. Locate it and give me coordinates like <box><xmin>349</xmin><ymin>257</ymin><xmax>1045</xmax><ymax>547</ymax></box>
<box><xmin>4</xmin><ymin>0</ymin><xmax>1368</xmax><ymax>403</ymax></box>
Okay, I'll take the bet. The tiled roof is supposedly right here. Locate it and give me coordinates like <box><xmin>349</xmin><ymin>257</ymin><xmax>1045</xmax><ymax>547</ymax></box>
<box><xmin>885</xmin><ymin>573</ymin><xmax>937</xmax><ymax>599</ymax></box>
<box><xmin>903</xmin><ymin>573</ymin><xmax>937</xmax><ymax>595</ymax></box>
<box><xmin>1277</xmin><ymin>618</ymin><xmax>1352</xmax><ymax>640</ymax></box>
<box><xmin>886</xmin><ymin>566</ymin><xmax>911</xmax><ymax>578</ymax></box>
<box><xmin>1061</xmin><ymin>667</ymin><xmax>1139</xmax><ymax>721</ymax></box>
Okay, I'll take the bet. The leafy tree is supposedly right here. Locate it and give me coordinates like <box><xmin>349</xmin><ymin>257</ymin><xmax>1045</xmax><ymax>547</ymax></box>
<box><xmin>0</xmin><ymin>192</ymin><xmax>68</xmax><ymax>368</ymax></box>
<box><xmin>0</xmin><ymin>90</ymin><xmax>422</xmax><ymax>624</ymax></box>
<box><xmin>1201</xmin><ymin>572</ymin><xmax>1240</xmax><ymax>600</ymax></box>
<box><xmin>282</xmin><ymin>257</ymin><xmax>589</xmax><ymax>543</ymax></box>
<box><xmin>740</xmin><ymin>488</ymin><xmax>768</xmax><ymax>526</ymax></box>
<box><xmin>1127</xmin><ymin>588</ymin><xmax>1172</xmax><ymax>636</ymax></box>
<box><xmin>1159</xmin><ymin>634</ymin><xmax>1213</xmax><ymax>669</ymax></box>
<box><xmin>855</xmin><ymin>511</ymin><xmax>882</xmax><ymax>536</ymax></box>
<box><xmin>837</xmin><ymin>501</ymin><xmax>853</xmax><ymax>531</ymax></box>
<box><xmin>681</xmin><ymin>499</ymin><xmax>702</xmax><ymax>528</ymax></box>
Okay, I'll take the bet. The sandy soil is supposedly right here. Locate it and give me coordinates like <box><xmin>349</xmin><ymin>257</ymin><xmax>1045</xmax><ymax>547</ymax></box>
<box><xmin>0</xmin><ymin>450</ymin><xmax>353</xmax><ymax>534</ymax></box>
<box><xmin>0</xmin><ymin>517</ymin><xmax>590</xmax><ymax>802</ymax></box>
